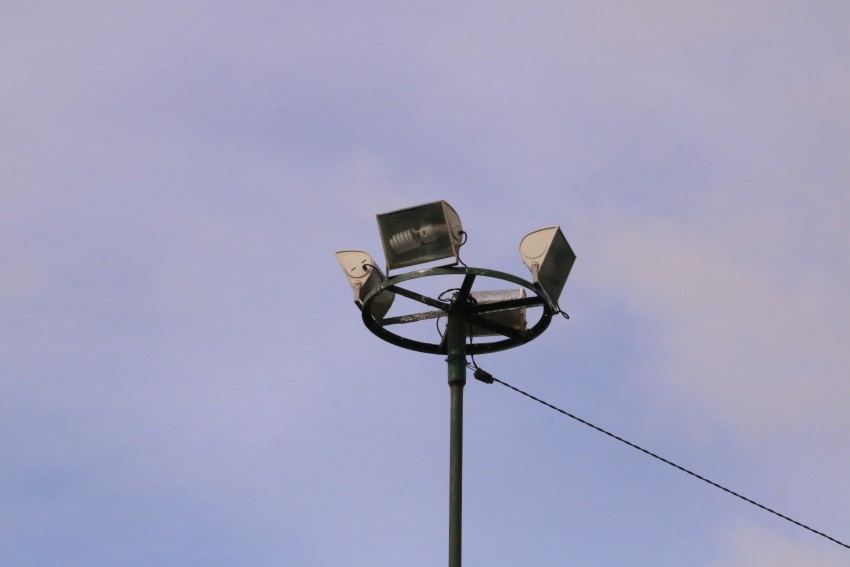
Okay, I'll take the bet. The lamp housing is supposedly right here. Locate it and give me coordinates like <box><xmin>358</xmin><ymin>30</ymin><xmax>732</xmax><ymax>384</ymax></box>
<box><xmin>335</xmin><ymin>250</ymin><xmax>394</xmax><ymax>320</ymax></box>
<box><xmin>468</xmin><ymin>289</ymin><xmax>527</xmax><ymax>337</ymax></box>
<box><xmin>376</xmin><ymin>200</ymin><xmax>463</xmax><ymax>272</ymax></box>
<box><xmin>519</xmin><ymin>226</ymin><xmax>575</xmax><ymax>309</ymax></box>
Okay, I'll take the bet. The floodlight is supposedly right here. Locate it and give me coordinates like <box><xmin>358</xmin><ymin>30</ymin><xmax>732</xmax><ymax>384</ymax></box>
<box><xmin>376</xmin><ymin>200</ymin><xmax>463</xmax><ymax>271</ymax></box>
<box><xmin>335</xmin><ymin>250</ymin><xmax>394</xmax><ymax>319</ymax></box>
<box><xmin>468</xmin><ymin>289</ymin><xmax>527</xmax><ymax>337</ymax></box>
<box><xmin>519</xmin><ymin>226</ymin><xmax>575</xmax><ymax>310</ymax></box>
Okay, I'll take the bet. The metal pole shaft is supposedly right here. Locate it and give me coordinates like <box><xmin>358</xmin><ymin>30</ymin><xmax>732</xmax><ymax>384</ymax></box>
<box><xmin>446</xmin><ymin>309</ymin><xmax>466</xmax><ymax>567</ymax></box>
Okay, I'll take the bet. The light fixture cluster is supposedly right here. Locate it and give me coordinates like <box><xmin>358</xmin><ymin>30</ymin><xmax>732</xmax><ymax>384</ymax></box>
<box><xmin>336</xmin><ymin>200</ymin><xmax>575</xmax><ymax>328</ymax></box>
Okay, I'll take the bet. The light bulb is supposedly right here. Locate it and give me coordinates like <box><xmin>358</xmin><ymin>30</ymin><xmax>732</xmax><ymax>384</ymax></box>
<box><xmin>388</xmin><ymin>224</ymin><xmax>447</xmax><ymax>254</ymax></box>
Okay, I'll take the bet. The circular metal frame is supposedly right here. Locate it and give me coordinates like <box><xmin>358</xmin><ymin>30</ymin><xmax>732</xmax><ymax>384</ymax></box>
<box><xmin>361</xmin><ymin>266</ymin><xmax>554</xmax><ymax>355</ymax></box>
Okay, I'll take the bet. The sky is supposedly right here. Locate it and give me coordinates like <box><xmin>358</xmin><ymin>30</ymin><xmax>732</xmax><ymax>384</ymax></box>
<box><xmin>2</xmin><ymin>1</ymin><xmax>849</xmax><ymax>565</ymax></box>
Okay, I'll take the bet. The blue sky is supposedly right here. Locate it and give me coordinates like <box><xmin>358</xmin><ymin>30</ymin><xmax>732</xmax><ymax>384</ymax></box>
<box><xmin>2</xmin><ymin>2</ymin><xmax>849</xmax><ymax>565</ymax></box>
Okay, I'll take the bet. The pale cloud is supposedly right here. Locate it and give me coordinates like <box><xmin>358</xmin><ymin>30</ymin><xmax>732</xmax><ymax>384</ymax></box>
<box><xmin>564</xmin><ymin>0</ymin><xmax>850</xmax><ymax>442</ymax></box>
<box><xmin>587</xmin><ymin>210</ymin><xmax>850</xmax><ymax>440</ymax></box>
<box><xmin>712</xmin><ymin>523</ymin><xmax>847</xmax><ymax>567</ymax></box>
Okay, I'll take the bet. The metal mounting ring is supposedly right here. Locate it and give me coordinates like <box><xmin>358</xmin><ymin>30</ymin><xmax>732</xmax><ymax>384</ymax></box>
<box><xmin>360</xmin><ymin>266</ymin><xmax>554</xmax><ymax>355</ymax></box>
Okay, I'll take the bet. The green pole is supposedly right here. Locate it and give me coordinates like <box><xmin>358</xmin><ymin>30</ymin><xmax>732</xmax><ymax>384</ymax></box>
<box><xmin>446</xmin><ymin>308</ymin><xmax>466</xmax><ymax>567</ymax></box>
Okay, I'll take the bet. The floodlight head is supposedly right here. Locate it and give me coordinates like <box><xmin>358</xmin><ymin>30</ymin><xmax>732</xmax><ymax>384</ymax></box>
<box><xmin>335</xmin><ymin>250</ymin><xmax>394</xmax><ymax>320</ymax></box>
<box><xmin>468</xmin><ymin>289</ymin><xmax>528</xmax><ymax>337</ymax></box>
<box><xmin>376</xmin><ymin>200</ymin><xmax>463</xmax><ymax>272</ymax></box>
<box><xmin>519</xmin><ymin>226</ymin><xmax>575</xmax><ymax>310</ymax></box>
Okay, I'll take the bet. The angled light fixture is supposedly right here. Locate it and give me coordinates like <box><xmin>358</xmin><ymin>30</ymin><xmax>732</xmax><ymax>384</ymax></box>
<box><xmin>335</xmin><ymin>250</ymin><xmax>394</xmax><ymax>320</ymax></box>
<box><xmin>376</xmin><ymin>200</ymin><xmax>463</xmax><ymax>272</ymax></box>
<box><xmin>519</xmin><ymin>226</ymin><xmax>576</xmax><ymax>310</ymax></box>
<box><xmin>468</xmin><ymin>289</ymin><xmax>527</xmax><ymax>337</ymax></box>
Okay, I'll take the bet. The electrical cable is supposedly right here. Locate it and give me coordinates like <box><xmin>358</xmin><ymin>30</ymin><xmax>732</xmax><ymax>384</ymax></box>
<box><xmin>437</xmin><ymin>286</ymin><xmax>477</xmax><ymax>338</ymax></box>
<box><xmin>438</xmin><ymin>288</ymin><xmax>461</xmax><ymax>302</ymax></box>
<box><xmin>470</xmin><ymin>365</ymin><xmax>850</xmax><ymax>551</ymax></box>
<box><xmin>456</xmin><ymin>231</ymin><xmax>469</xmax><ymax>268</ymax></box>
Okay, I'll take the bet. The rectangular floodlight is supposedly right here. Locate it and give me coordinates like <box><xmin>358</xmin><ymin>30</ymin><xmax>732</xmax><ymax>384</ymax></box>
<box><xmin>376</xmin><ymin>200</ymin><xmax>463</xmax><ymax>272</ymax></box>
<box><xmin>468</xmin><ymin>289</ymin><xmax>527</xmax><ymax>337</ymax></box>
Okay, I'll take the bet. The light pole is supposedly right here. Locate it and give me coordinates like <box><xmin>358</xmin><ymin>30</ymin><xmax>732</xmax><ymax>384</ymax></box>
<box><xmin>446</xmin><ymin>305</ymin><xmax>465</xmax><ymax>567</ymax></box>
<box><xmin>336</xmin><ymin>201</ymin><xmax>575</xmax><ymax>567</ymax></box>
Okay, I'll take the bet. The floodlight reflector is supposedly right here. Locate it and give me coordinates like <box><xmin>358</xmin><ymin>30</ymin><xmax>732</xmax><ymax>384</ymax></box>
<box><xmin>519</xmin><ymin>226</ymin><xmax>575</xmax><ymax>309</ymax></box>
<box><xmin>335</xmin><ymin>250</ymin><xmax>394</xmax><ymax>319</ymax></box>
<box><xmin>376</xmin><ymin>200</ymin><xmax>463</xmax><ymax>271</ymax></box>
